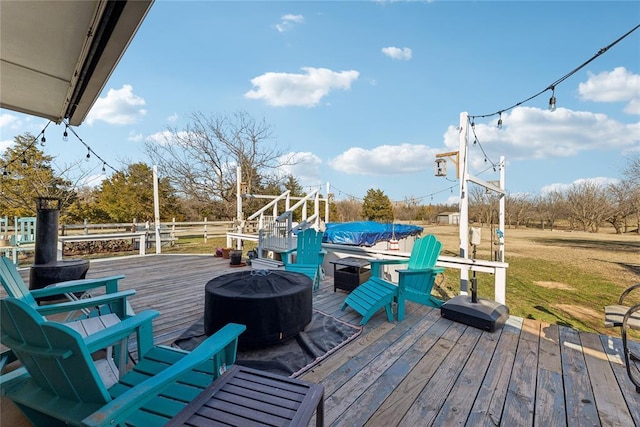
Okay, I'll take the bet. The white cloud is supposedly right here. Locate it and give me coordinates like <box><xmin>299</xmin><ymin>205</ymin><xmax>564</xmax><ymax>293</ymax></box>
<box><xmin>275</xmin><ymin>14</ymin><xmax>304</xmax><ymax>32</ymax></box>
<box><xmin>0</xmin><ymin>113</ymin><xmax>18</xmax><ymax>128</ymax></box>
<box><xmin>277</xmin><ymin>152</ymin><xmax>322</xmax><ymax>186</ymax></box>
<box><xmin>540</xmin><ymin>176</ymin><xmax>620</xmax><ymax>194</ymax></box>
<box><xmin>381</xmin><ymin>46</ymin><xmax>412</xmax><ymax>60</ymax></box>
<box><xmin>167</xmin><ymin>113</ymin><xmax>179</xmax><ymax>122</ymax></box>
<box><xmin>578</xmin><ymin>67</ymin><xmax>640</xmax><ymax>114</ymax></box>
<box><xmin>245</xmin><ymin>67</ymin><xmax>359</xmax><ymax>107</ymax></box>
<box><xmin>443</xmin><ymin>106</ymin><xmax>640</xmax><ymax>169</ymax></box>
<box><xmin>145</xmin><ymin>130</ymin><xmax>190</xmax><ymax>146</ymax></box>
<box><xmin>329</xmin><ymin>143</ymin><xmax>440</xmax><ymax>175</ymax></box>
<box><xmin>82</xmin><ymin>173</ymin><xmax>107</xmax><ymax>188</ymax></box>
<box><xmin>86</xmin><ymin>85</ymin><xmax>147</xmax><ymax>125</ymax></box>
<box><xmin>128</xmin><ymin>131</ymin><xmax>144</xmax><ymax>142</ymax></box>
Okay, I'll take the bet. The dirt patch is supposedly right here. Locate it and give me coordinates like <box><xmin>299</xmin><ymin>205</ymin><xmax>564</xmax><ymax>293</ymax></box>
<box><xmin>553</xmin><ymin>303</ymin><xmax>602</xmax><ymax>322</ymax></box>
<box><xmin>534</xmin><ymin>281</ymin><xmax>574</xmax><ymax>290</ymax></box>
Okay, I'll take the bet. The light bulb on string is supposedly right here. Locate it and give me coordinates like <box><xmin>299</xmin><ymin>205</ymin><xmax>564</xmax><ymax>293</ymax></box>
<box><xmin>548</xmin><ymin>86</ymin><xmax>557</xmax><ymax>112</ymax></box>
<box><xmin>497</xmin><ymin>112</ymin><xmax>503</xmax><ymax>129</ymax></box>
<box><xmin>40</xmin><ymin>133</ymin><xmax>46</xmax><ymax>146</ymax></box>
<box><xmin>86</xmin><ymin>150</ymin><xmax>91</xmax><ymax>162</ymax></box>
<box><xmin>102</xmin><ymin>162</ymin><xmax>106</xmax><ymax>173</ymax></box>
<box><xmin>63</xmin><ymin>125</ymin><xmax>68</xmax><ymax>141</ymax></box>
<box><xmin>22</xmin><ymin>156</ymin><xmax>28</xmax><ymax>168</ymax></box>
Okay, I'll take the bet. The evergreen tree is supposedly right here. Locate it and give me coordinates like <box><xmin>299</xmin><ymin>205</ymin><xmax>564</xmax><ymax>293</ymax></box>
<box><xmin>361</xmin><ymin>188</ymin><xmax>394</xmax><ymax>222</ymax></box>
<box><xmin>93</xmin><ymin>163</ymin><xmax>184</xmax><ymax>223</ymax></box>
<box><xmin>0</xmin><ymin>132</ymin><xmax>75</xmax><ymax>217</ymax></box>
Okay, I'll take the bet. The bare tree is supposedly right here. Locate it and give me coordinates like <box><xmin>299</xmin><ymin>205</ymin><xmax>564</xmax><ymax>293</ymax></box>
<box><xmin>145</xmin><ymin>111</ymin><xmax>292</xmax><ymax>219</ymax></box>
<box><xmin>534</xmin><ymin>191</ymin><xmax>567</xmax><ymax>231</ymax></box>
<box><xmin>566</xmin><ymin>181</ymin><xmax>612</xmax><ymax>232</ymax></box>
<box><xmin>605</xmin><ymin>180</ymin><xmax>637</xmax><ymax>233</ymax></box>
<box><xmin>334</xmin><ymin>198</ymin><xmax>362</xmax><ymax>222</ymax></box>
<box><xmin>505</xmin><ymin>193</ymin><xmax>531</xmax><ymax>228</ymax></box>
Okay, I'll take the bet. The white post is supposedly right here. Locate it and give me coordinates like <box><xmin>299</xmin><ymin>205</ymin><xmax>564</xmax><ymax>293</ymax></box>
<box><xmin>153</xmin><ymin>165</ymin><xmax>161</xmax><ymax>254</ymax></box>
<box><xmin>236</xmin><ymin>166</ymin><xmax>243</xmax><ymax>249</ymax></box>
<box><xmin>499</xmin><ymin>156</ymin><xmax>506</xmax><ymax>263</ymax></box>
<box><xmin>325</xmin><ymin>182</ymin><xmax>330</xmax><ymax>223</ymax></box>
<box><xmin>458</xmin><ymin>112</ymin><xmax>470</xmax><ymax>294</ymax></box>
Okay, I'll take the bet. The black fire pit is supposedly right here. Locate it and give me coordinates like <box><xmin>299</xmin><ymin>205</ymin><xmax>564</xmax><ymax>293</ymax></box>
<box><xmin>29</xmin><ymin>197</ymin><xmax>90</xmax><ymax>301</ymax></box>
<box><xmin>204</xmin><ymin>269</ymin><xmax>312</xmax><ymax>348</ymax></box>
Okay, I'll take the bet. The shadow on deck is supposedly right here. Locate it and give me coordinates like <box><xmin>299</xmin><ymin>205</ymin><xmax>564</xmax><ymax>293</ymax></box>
<box><xmin>3</xmin><ymin>254</ymin><xmax>639</xmax><ymax>426</ymax></box>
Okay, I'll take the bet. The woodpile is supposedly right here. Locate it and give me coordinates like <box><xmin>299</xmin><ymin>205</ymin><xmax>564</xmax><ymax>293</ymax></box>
<box><xmin>63</xmin><ymin>239</ymin><xmax>134</xmax><ymax>255</ymax></box>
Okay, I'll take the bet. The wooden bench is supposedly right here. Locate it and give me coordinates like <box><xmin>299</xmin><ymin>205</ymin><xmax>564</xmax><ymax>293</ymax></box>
<box><xmin>166</xmin><ymin>365</ymin><xmax>324</xmax><ymax>426</ymax></box>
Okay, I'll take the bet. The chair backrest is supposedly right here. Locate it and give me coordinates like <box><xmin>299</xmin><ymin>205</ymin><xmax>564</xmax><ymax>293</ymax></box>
<box><xmin>10</xmin><ymin>216</ymin><xmax>36</xmax><ymax>246</ymax></box>
<box><xmin>0</xmin><ymin>256</ymin><xmax>37</xmax><ymax>306</ymax></box>
<box><xmin>406</xmin><ymin>234</ymin><xmax>442</xmax><ymax>270</ymax></box>
<box><xmin>294</xmin><ymin>228</ymin><xmax>324</xmax><ymax>265</ymax></box>
<box><xmin>0</xmin><ymin>297</ymin><xmax>111</xmax><ymax>404</ymax></box>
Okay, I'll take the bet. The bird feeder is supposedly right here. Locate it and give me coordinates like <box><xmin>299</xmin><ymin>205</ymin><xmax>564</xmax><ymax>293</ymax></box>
<box><xmin>435</xmin><ymin>158</ymin><xmax>447</xmax><ymax>177</ymax></box>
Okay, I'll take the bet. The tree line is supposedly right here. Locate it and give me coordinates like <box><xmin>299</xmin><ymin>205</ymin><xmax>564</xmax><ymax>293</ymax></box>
<box><xmin>1</xmin><ymin>112</ymin><xmax>638</xmax><ymax>234</ymax></box>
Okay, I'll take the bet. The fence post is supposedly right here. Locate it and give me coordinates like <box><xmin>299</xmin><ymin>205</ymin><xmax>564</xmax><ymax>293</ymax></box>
<box><xmin>204</xmin><ymin>217</ymin><xmax>208</xmax><ymax>243</ymax></box>
<box><xmin>83</xmin><ymin>219</ymin><xmax>88</xmax><ymax>235</ymax></box>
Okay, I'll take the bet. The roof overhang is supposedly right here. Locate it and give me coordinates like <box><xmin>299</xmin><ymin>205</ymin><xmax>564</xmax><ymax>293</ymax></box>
<box><xmin>0</xmin><ymin>0</ymin><xmax>153</xmax><ymax>126</ymax></box>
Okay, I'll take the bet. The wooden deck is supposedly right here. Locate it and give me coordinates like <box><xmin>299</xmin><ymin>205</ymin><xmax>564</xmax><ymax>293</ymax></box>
<box><xmin>6</xmin><ymin>254</ymin><xmax>640</xmax><ymax>426</ymax></box>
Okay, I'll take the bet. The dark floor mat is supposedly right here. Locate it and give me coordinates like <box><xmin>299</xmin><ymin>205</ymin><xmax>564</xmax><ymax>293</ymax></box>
<box><xmin>173</xmin><ymin>309</ymin><xmax>362</xmax><ymax>377</ymax></box>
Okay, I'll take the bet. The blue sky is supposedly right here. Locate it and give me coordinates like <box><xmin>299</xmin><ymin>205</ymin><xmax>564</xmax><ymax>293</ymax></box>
<box><xmin>1</xmin><ymin>0</ymin><xmax>639</xmax><ymax>205</ymax></box>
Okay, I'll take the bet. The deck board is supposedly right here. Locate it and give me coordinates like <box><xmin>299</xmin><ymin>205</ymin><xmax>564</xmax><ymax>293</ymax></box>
<box><xmin>6</xmin><ymin>254</ymin><xmax>640</xmax><ymax>426</ymax></box>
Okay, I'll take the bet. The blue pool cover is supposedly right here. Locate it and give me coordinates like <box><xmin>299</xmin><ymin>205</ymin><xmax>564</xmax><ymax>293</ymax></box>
<box><xmin>322</xmin><ymin>221</ymin><xmax>423</xmax><ymax>246</ymax></box>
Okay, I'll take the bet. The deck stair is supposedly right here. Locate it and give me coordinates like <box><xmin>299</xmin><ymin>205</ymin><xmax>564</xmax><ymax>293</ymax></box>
<box><xmin>238</xmin><ymin>189</ymin><xmax>326</xmax><ymax>269</ymax></box>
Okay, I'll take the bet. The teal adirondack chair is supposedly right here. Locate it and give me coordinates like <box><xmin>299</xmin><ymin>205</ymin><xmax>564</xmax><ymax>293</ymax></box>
<box><xmin>281</xmin><ymin>228</ymin><xmax>326</xmax><ymax>289</ymax></box>
<box><xmin>342</xmin><ymin>234</ymin><xmax>445</xmax><ymax>325</ymax></box>
<box><xmin>0</xmin><ymin>256</ymin><xmax>134</xmax><ymax>321</ymax></box>
<box><xmin>0</xmin><ymin>297</ymin><xmax>246</xmax><ymax>427</ymax></box>
<box><xmin>0</xmin><ymin>256</ymin><xmax>135</xmax><ymax>376</ymax></box>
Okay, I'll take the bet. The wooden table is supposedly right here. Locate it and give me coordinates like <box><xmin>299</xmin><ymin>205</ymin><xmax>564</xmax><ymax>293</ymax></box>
<box><xmin>330</xmin><ymin>256</ymin><xmax>372</xmax><ymax>293</ymax></box>
<box><xmin>166</xmin><ymin>365</ymin><xmax>324</xmax><ymax>426</ymax></box>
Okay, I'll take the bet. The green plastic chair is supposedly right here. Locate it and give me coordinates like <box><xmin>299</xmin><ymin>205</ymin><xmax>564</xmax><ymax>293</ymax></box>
<box><xmin>0</xmin><ymin>256</ymin><xmax>135</xmax><ymax>377</ymax></box>
<box><xmin>0</xmin><ymin>297</ymin><xmax>246</xmax><ymax>427</ymax></box>
<box><xmin>342</xmin><ymin>234</ymin><xmax>445</xmax><ymax>325</ymax></box>
<box><xmin>281</xmin><ymin>228</ymin><xmax>326</xmax><ymax>289</ymax></box>
<box><xmin>0</xmin><ymin>256</ymin><xmax>133</xmax><ymax>321</ymax></box>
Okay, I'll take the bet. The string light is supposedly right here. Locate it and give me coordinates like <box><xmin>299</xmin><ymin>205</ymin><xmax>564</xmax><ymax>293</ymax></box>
<box><xmin>548</xmin><ymin>86</ymin><xmax>556</xmax><ymax>112</ymax></box>
<box><xmin>63</xmin><ymin>125</ymin><xmax>68</xmax><ymax>141</ymax></box>
<box><xmin>62</xmin><ymin>120</ymin><xmax>118</xmax><ymax>173</ymax></box>
<box><xmin>40</xmin><ymin>132</ymin><xmax>46</xmax><ymax>146</ymax></box>
<box><xmin>21</xmin><ymin>156</ymin><xmax>28</xmax><ymax>168</ymax></box>
<box><xmin>469</xmin><ymin>23</ymin><xmax>639</xmax><ymax>125</ymax></box>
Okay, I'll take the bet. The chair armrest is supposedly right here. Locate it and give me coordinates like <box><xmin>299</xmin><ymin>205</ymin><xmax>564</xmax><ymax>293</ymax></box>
<box><xmin>34</xmin><ymin>290</ymin><xmax>135</xmax><ymax>319</ymax></box>
<box><xmin>30</xmin><ymin>275</ymin><xmax>126</xmax><ymax>298</ymax></box>
<box><xmin>369</xmin><ymin>258</ymin><xmax>409</xmax><ymax>277</ymax></box>
<box><xmin>83</xmin><ymin>310</ymin><xmax>160</xmax><ymax>353</ymax></box>
<box><xmin>619</xmin><ymin>283</ymin><xmax>640</xmax><ymax>305</ymax></box>
<box><xmin>370</xmin><ymin>258</ymin><xmax>409</xmax><ymax>266</ymax></box>
<box><xmin>281</xmin><ymin>248</ymin><xmax>296</xmax><ymax>266</ymax></box>
<box><xmin>397</xmin><ymin>267</ymin><xmax>445</xmax><ymax>276</ymax></box>
<box><xmin>82</xmin><ymin>323</ymin><xmax>246</xmax><ymax>427</ymax></box>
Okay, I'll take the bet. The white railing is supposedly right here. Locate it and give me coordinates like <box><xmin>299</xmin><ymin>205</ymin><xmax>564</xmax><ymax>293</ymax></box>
<box><xmin>321</xmin><ymin>243</ymin><xmax>508</xmax><ymax>304</ymax></box>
